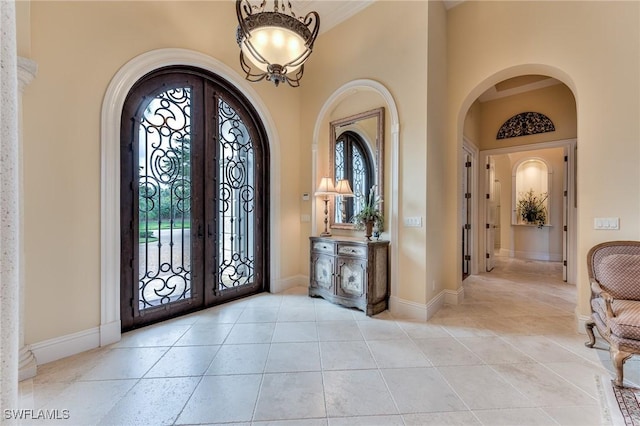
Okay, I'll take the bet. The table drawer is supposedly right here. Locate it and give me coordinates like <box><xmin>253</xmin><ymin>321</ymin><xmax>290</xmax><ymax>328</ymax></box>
<box><xmin>337</xmin><ymin>244</ymin><xmax>366</xmax><ymax>257</ymax></box>
<box><xmin>312</xmin><ymin>241</ymin><xmax>334</xmax><ymax>254</ymax></box>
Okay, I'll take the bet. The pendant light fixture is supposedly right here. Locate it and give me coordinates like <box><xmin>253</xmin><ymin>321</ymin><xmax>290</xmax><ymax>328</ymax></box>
<box><xmin>235</xmin><ymin>0</ymin><xmax>320</xmax><ymax>87</ymax></box>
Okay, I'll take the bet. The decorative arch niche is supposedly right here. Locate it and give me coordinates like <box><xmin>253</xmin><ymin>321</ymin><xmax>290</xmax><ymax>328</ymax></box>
<box><xmin>512</xmin><ymin>157</ymin><xmax>552</xmax><ymax>226</ymax></box>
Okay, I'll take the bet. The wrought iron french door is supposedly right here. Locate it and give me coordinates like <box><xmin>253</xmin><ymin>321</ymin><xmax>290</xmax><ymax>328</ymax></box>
<box><xmin>120</xmin><ymin>67</ymin><xmax>268</xmax><ymax>330</ymax></box>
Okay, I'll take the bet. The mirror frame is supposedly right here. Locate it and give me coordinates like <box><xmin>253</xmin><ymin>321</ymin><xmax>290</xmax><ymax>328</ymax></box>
<box><xmin>329</xmin><ymin>107</ymin><xmax>385</xmax><ymax>230</ymax></box>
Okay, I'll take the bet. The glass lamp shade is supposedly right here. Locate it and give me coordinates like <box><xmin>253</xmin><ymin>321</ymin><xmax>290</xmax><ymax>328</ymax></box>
<box><xmin>236</xmin><ymin>1</ymin><xmax>319</xmax><ymax>87</ymax></box>
<box><xmin>240</xmin><ymin>26</ymin><xmax>306</xmax><ymax>74</ymax></box>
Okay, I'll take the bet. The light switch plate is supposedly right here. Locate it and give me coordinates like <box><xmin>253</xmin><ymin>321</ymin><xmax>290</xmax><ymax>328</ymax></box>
<box><xmin>404</xmin><ymin>216</ymin><xmax>422</xmax><ymax>227</ymax></box>
<box><xmin>594</xmin><ymin>217</ymin><xmax>619</xmax><ymax>230</ymax></box>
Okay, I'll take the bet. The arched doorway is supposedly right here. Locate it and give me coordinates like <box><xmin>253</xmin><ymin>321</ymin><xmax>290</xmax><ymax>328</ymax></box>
<box><xmin>120</xmin><ymin>66</ymin><xmax>270</xmax><ymax>330</ymax></box>
<box><xmin>459</xmin><ymin>72</ymin><xmax>578</xmax><ymax>286</ymax></box>
<box><xmin>99</xmin><ymin>49</ymin><xmax>282</xmax><ymax>345</ymax></box>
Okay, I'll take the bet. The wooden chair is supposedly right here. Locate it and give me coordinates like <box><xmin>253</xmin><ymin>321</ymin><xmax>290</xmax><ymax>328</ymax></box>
<box><xmin>585</xmin><ymin>241</ymin><xmax>640</xmax><ymax>387</ymax></box>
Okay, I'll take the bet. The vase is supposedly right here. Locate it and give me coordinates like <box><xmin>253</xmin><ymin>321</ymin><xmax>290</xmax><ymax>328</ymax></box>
<box><xmin>364</xmin><ymin>220</ymin><xmax>374</xmax><ymax>241</ymax></box>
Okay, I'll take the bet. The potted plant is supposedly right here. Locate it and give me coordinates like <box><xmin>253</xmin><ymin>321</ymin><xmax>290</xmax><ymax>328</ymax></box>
<box><xmin>352</xmin><ymin>185</ymin><xmax>384</xmax><ymax>240</ymax></box>
<box><xmin>517</xmin><ymin>189</ymin><xmax>548</xmax><ymax>228</ymax></box>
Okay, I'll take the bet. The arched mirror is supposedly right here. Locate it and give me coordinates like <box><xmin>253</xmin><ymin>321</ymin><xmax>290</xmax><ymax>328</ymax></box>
<box><xmin>329</xmin><ymin>107</ymin><xmax>384</xmax><ymax>229</ymax></box>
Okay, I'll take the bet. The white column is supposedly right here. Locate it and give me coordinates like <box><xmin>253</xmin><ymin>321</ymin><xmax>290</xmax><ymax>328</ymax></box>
<box><xmin>17</xmin><ymin>57</ymin><xmax>37</xmax><ymax>381</ymax></box>
<box><xmin>0</xmin><ymin>0</ymin><xmax>21</xmax><ymax>414</ymax></box>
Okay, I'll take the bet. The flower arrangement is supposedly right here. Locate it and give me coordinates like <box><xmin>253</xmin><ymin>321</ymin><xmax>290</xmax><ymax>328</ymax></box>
<box><xmin>517</xmin><ymin>189</ymin><xmax>548</xmax><ymax>228</ymax></box>
<box><xmin>352</xmin><ymin>185</ymin><xmax>384</xmax><ymax>239</ymax></box>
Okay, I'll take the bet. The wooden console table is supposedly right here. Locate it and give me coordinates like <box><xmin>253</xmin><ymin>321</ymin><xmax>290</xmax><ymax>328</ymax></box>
<box><xmin>309</xmin><ymin>236</ymin><xmax>389</xmax><ymax>316</ymax></box>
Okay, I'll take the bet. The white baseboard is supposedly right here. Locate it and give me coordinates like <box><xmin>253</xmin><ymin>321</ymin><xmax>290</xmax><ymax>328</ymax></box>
<box><xmin>390</xmin><ymin>288</ymin><xmax>459</xmax><ymax>322</ymax></box>
<box><xmin>19</xmin><ymin>346</ymin><xmax>37</xmax><ymax>381</ymax></box>
<box><xmin>576</xmin><ymin>310</ymin><xmax>591</xmax><ymax>335</ymax></box>
<box><xmin>271</xmin><ymin>274</ymin><xmax>307</xmax><ymax>293</ymax></box>
<box><xmin>31</xmin><ymin>327</ymin><xmax>100</xmax><ymax>366</ymax></box>
<box><xmin>512</xmin><ymin>250</ymin><xmax>563</xmax><ymax>262</ymax></box>
<box><xmin>444</xmin><ymin>287</ymin><xmax>465</xmax><ymax>305</ymax></box>
<box><xmin>100</xmin><ymin>320</ymin><xmax>121</xmax><ymax>346</ymax></box>
<box><xmin>389</xmin><ymin>296</ymin><xmax>428</xmax><ymax>321</ymax></box>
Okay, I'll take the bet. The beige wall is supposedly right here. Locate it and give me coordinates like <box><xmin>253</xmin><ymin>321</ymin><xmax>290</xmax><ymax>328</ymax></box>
<box><xmin>21</xmin><ymin>1</ymin><xmax>303</xmax><ymax>344</ymax></box>
<box><xmin>300</xmin><ymin>1</ymin><xmax>431</xmax><ymax>304</ymax></box>
<box><xmin>449</xmin><ymin>1</ymin><xmax>640</xmax><ymax>318</ymax></box>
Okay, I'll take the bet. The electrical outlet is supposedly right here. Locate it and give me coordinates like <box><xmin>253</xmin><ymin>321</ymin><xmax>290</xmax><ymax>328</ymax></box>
<box><xmin>404</xmin><ymin>216</ymin><xmax>422</xmax><ymax>227</ymax></box>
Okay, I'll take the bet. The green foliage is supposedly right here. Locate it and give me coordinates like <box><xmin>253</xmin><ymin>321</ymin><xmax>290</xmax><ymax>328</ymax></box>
<box><xmin>352</xmin><ymin>185</ymin><xmax>384</xmax><ymax>231</ymax></box>
<box><xmin>517</xmin><ymin>189</ymin><xmax>548</xmax><ymax>228</ymax></box>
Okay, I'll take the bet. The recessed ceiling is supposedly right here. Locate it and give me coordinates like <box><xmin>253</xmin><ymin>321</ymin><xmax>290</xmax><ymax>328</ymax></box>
<box><xmin>478</xmin><ymin>76</ymin><xmax>562</xmax><ymax>103</ymax></box>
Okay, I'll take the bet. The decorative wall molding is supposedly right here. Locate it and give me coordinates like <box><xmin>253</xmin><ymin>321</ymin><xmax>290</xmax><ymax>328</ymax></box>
<box><xmin>497</xmin><ymin>111</ymin><xmax>555</xmax><ymax>139</ymax></box>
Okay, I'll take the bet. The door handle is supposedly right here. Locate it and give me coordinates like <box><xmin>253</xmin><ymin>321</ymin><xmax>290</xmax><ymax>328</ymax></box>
<box><xmin>197</xmin><ymin>224</ymin><xmax>204</xmax><ymax>238</ymax></box>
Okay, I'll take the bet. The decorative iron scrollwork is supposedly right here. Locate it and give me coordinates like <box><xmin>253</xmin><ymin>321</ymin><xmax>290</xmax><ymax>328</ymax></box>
<box><xmin>138</xmin><ymin>87</ymin><xmax>192</xmax><ymax>310</ymax></box>
<box><xmin>217</xmin><ymin>98</ymin><xmax>255</xmax><ymax>290</ymax></box>
<box><xmin>496</xmin><ymin>112</ymin><xmax>555</xmax><ymax>139</ymax></box>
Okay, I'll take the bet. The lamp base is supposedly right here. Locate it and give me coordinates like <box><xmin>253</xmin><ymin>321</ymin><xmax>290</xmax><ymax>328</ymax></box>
<box><xmin>320</xmin><ymin>231</ymin><xmax>332</xmax><ymax>237</ymax></box>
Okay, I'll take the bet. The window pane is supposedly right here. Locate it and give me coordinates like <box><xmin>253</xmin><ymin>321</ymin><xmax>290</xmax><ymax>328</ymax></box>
<box><xmin>138</xmin><ymin>87</ymin><xmax>192</xmax><ymax>310</ymax></box>
<box><xmin>218</xmin><ymin>99</ymin><xmax>255</xmax><ymax>290</ymax></box>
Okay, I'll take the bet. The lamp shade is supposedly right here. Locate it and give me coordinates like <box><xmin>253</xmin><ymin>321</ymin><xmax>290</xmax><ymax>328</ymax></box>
<box><xmin>315</xmin><ymin>177</ymin><xmax>337</xmax><ymax>196</ymax></box>
<box><xmin>334</xmin><ymin>179</ymin><xmax>354</xmax><ymax>197</ymax></box>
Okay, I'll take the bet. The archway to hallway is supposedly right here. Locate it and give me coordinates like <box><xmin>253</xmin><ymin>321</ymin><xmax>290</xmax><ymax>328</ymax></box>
<box><xmin>459</xmin><ymin>73</ymin><xmax>577</xmax><ymax>293</ymax></box>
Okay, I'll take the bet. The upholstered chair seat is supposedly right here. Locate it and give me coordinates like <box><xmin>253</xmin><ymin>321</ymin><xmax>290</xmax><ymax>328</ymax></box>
<box><xmin>586</xmin><ymin>241</ymin><xmax>640</xmax><ymax>387</ymax></box>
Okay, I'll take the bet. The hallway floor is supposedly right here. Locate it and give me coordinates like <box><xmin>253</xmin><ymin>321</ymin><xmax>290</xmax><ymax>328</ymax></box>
<box><xmin>20</xmin><ymin>257</ymin><xmax>619</xmax><ymax>425</ymax></box>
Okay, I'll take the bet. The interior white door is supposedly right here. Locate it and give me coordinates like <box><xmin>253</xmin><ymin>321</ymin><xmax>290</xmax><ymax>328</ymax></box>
<box><xmin>562</xmin><ymin>148</ymin><xmax>568</xmax><ymax>281</ymax></box>
<box><xmin>485</xmin><ymin>157</ymin><xmax>496</xmax><ymax>272</ymax></box>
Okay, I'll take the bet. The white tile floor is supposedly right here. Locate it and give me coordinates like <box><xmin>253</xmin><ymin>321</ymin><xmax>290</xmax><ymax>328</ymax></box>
<box><xmin>19</xmin><ymin>257</ymin><xmax>620</xmax><ymax>425</ymax></box>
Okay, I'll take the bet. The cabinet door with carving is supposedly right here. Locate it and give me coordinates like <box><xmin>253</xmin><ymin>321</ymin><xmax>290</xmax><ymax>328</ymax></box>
<box><xmin>310</xmin><ymin>253</ymin><xmax>335</xmax><ymax>292</ymax></box>
<box><xmin>336</xmin><ymin>257</ymin><xmax>367</xmax><ymax>298</ymax></box>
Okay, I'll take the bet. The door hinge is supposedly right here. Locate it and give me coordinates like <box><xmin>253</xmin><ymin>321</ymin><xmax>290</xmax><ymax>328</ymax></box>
<box><xmin>129</xmin><ymin>258</ymin><xmax>134</xmax><ymax>268</ymax></box>
<box><xmin>564</xmin><ymin>225</ymin><xmax>568</xmax><ymax>231</ymax></box>
<box><xmin>464</xmin><ymin>224</ymin><xmax>471</xmax><ymax>230</ymax></box>
<box><xmin>564</xmin><ymin>190</ymin><xmax>568</xmax><ymax>196</ymax></box>
<box><xmin>564</xmin><ymin>155</ymin><xmax>568</xmax><ymax>162</ymax></box>
<box><xmin>129</xmin><ymin>297</ymin><xmax>134</xmax><ymax>308</ymax></box>
<box><xmin>465</xmin><ymin>193</ymin><xmax>471</xmax><ymax>199</ymax></box>
<box><xmin>465</xmin><ymin>161</ymin><xmax>472</xmax><ymax>168</ymax></box>
<box><xmin>563</xmin><ymin>260</ymin><xmax>567</xmax><ymax>266</ymax></box>
<box><xmin>486</xmin><ymin>194</ymin><xmax>490</xmax><ymax>199</ymax></box>
<box><xmin>486</xmin><ymin>164</ymin><xmax>490</xmax><ymax>170</ymax></box>
<box><xmin>485</xmin><ymin>223</ymin><xmax>490</xmax><ymax>229</ymax></box>
<box><xmin>464</xmin><ymin>255</ymin><xmax>471</xmax><ymax>261</ymax></box>
<box><xmin>486</xmin><ymin>253</ymin><xmax>490</xmax><ymax>259</ymax></box>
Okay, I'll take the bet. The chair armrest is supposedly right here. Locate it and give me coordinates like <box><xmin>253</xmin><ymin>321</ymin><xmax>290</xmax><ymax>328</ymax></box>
<box><xmin>591</xmin><ymin>279</ymin><xmax>616</xmax><ymax>319</ymax></box>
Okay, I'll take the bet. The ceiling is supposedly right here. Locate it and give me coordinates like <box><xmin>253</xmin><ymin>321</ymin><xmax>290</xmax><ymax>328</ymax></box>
<box><xmin>478</xmin><ymin>76</ymin><xmax>562</xmax><ymax>103</ymax></box>
<box><xmin>295</xmin><ymin>0</ymin><xmax>464</xmax><ymax>34</ymax></box>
